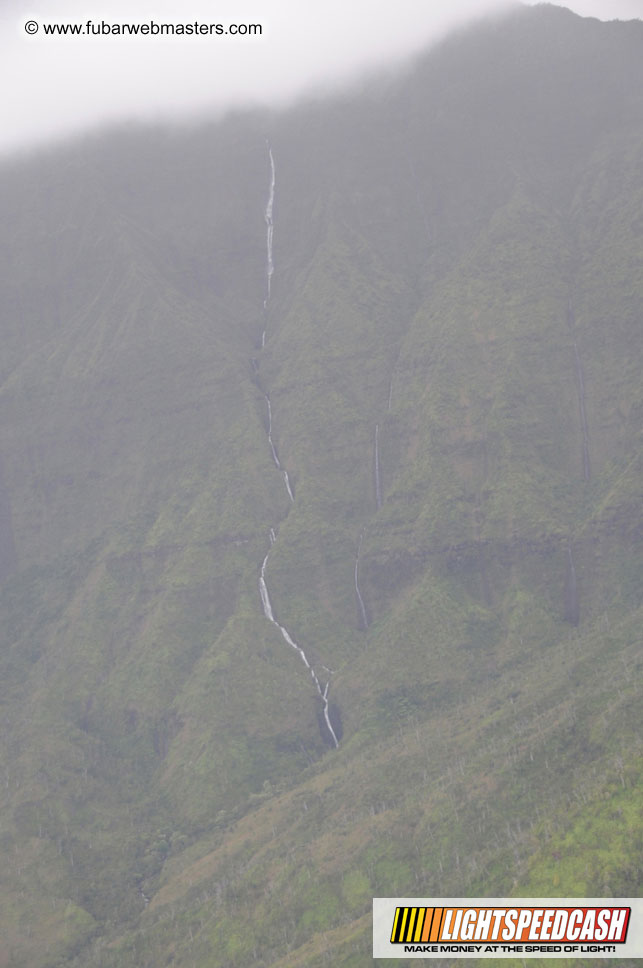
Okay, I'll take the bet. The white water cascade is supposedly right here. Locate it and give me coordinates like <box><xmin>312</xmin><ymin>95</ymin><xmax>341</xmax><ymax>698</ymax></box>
<box><xmin>259</xmin><ymin>538</ymin><xmax>339</xmax><ymax>748</ymax></box>
<box><xmin>374</xmin><ymin>424</ymin><xmax>382</xmax><ymax>510</ymax></box>
<box><xmin>256</xmin><ymin>144</ymin><xmax>339</xmax><ymax>749</ymax></box>
<box><xmin>264</xmin><ymin>393</ymin><xmax>294</xmax><ymax>502</ymax></box>
<box><xmin>262</xmin><ymin>144</ymin><xmax>276</xmax><ymax>340</ymax></box>
<box><xmin>354</xmin><ymin>534</ymin><xmax>369</xmax><ymax>630</ymax></box>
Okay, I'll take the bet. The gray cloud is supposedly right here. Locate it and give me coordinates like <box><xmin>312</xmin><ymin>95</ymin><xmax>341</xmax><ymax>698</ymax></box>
<box><xmin>1</xmin><ymin>0</ymin><xmax>640</xmax><ymax>155</ymax></box>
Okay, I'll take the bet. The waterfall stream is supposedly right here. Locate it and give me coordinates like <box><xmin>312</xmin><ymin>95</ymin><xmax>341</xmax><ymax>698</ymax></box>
<box><xmin>259</xmin><ymin>539</ymin><xmax>339</xmax><ymax>748</ymax></box>
<box><xmin>264</xmin><ymin>393</ymin><xmax>294</xmax><ymax>502</ymax></box>
<box><xmin>354</xmin><ymin>534</ymin><xmax>369</xmax><ymax>630</ymax></box>
<box><xmin>256</xmin><ymin>143</ymin><xmax>339</xmax><ymax>748</ymax></box>
<box><xmin>263</xmin><ymin>144</ymin><xmax>275</xmax><ymax>316</ymax></box>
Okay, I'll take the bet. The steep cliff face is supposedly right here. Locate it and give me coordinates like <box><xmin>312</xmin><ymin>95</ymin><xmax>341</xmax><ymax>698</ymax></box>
<box><xmin>0</xmin><ymin>6</ymin><xmax>641</xmax><ymax>966</ymax></box>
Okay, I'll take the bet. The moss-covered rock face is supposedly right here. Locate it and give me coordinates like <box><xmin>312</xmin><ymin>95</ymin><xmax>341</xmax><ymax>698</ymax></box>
<box><xmin>0</xmin><ymin>6</ymin><xmax>642</xmax><ymax>966</ymax></box>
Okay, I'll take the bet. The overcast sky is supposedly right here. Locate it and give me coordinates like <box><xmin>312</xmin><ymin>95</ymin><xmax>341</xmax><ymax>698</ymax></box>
<box><xmin>1</xmin><ymin>0</ymin><xmax>641</xmax><ymax>156</ymax></box>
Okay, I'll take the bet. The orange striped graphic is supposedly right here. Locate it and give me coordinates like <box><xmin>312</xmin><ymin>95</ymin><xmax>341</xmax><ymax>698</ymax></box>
<box><xmin>392</xmin><ymin>907</ymin><xmax>446</xmax><ymax>944</ymax></box>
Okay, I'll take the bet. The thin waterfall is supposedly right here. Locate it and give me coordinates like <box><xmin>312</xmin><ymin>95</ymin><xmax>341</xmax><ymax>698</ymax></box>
<box><xmin>354</xmin><ymin>534</ymin><xmax>369</xmax><ymax>630</ymax></box>
<box><xmin>256</xmin><ymin>145</ymin><xmax>339</xmax><ymax>748</ymax></box>
<box><xmin>259</xmin><ymin>537</ymin><xmax>339</xmax><ymax>748</ymax></box>
<box><xmin>259</xmin><ymin>145</ymin><xmax>294</xmax><ymax>503</ymax></box>
<box><xmin>567</xmin><ymin>297</ymin><xmax>591</xmax><ymax>482</ymax></box>
<box><xmin>265</xmin><ymin>393</ymin><xmax>294</xmax><ymax>502</ymax></box>
<box><xmin>374</xmin><ymin>424</ymin><xmax>382</xmax><ymax>510</ymax></box>
<box><xmin>320</xmin><ymin>682</ymin><xmax>338</xmax><ymax>750</ymax></box>
<box><xmin>263</xmin><ymin>143</ymin><xmax>276</xmax><ymax>314</ymax></box>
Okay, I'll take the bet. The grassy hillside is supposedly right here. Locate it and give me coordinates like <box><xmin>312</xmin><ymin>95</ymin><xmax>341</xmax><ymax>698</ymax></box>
<box><xmin>0</xmin><ymin>5</ymin><xmax>641</xmax><ymax>966</ymax></box>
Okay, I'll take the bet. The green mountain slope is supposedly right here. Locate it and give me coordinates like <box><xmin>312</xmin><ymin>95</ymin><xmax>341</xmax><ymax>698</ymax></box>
<box><xmin>0</xmin><ymin>5</ymin><xmax>641</xmax><ymax>966</ymax></box>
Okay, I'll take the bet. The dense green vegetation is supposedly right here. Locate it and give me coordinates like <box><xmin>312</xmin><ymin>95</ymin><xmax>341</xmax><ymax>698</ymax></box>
<box><xmin>0</xmin><ymin>5</ymin><xmax>641</xmax><ymax>965</ymax></box>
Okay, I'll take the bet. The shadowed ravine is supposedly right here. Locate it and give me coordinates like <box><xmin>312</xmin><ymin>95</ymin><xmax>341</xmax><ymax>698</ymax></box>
<box><xmin>567</xmin><ymin>296</ymin><xmax>591</xmax><ymax>482</ymax></box>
